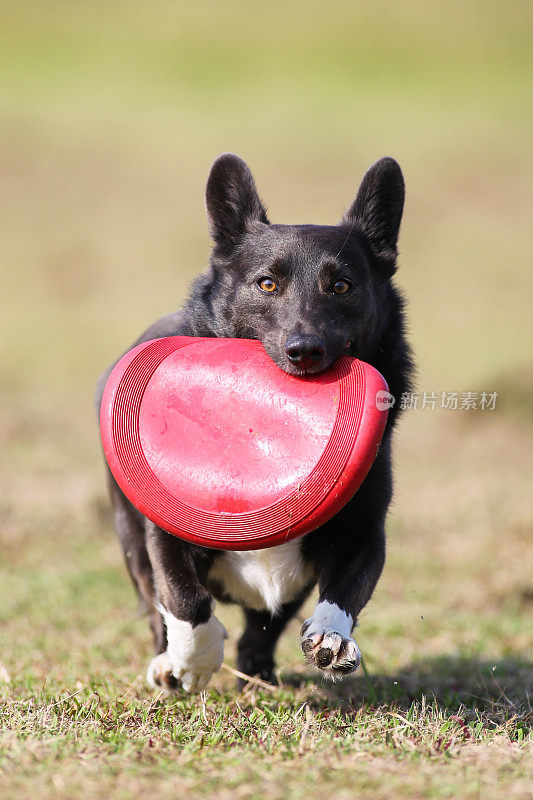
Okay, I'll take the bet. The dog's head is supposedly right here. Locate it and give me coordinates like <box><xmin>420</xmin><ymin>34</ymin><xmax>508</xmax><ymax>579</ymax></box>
<box><xmin>205</xmin><ymin>154</ymin><xmax>404</xmax><ymax>375</ymax></box>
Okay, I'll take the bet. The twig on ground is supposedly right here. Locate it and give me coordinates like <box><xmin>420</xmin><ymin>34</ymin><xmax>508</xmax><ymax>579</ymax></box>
<box><xmin>221</xmin><ymin>663</ymin><xmax>278</xmax><ymax>693</ymax></box>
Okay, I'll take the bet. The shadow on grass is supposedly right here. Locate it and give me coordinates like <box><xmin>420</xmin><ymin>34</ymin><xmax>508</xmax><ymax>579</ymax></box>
<box><xmin>280</xmin><ymin>655</ymin><xmax>532</xmax><ymax>725</ymax></box>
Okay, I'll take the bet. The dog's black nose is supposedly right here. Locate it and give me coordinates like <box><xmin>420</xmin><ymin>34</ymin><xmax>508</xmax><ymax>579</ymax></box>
<box><xmin>285</xmin><ymin>335</ymin><xmax>326</xmax><ymax>370</ymax></box>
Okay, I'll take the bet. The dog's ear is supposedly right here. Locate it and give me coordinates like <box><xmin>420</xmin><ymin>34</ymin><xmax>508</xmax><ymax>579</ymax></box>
<box><xmin>206</xmin><ymin>154</ymin><xmax>269</xmax><ymax>249</ymax></box>
<box><xmin>341</xmin><ymin>157</ymin><xmax>405</xmax><ymax>274</ymax></box>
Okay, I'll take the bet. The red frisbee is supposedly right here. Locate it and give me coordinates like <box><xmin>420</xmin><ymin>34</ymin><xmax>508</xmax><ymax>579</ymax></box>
<box><xmin>100</xmin><ymin>337</ymin><xmax>389</xmax><ymax>550</ymax></box>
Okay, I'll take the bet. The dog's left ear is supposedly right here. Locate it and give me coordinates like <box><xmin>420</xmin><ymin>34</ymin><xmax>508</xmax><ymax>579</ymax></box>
<box><xmin>206</xmin><ymin>153</ymin><xmax>269</xmax><ymax>250</ymax></box>
<box><xmin>341</xmin><ymin>157</ymin><xmax>405</xmax><ymax>274</ymax></box>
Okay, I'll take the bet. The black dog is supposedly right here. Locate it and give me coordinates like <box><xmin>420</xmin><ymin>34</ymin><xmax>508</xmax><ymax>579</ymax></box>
<box><xmin>96</xmin><ymin>154</ymin><xmax>413</xmax><ymax>692</ymax></box>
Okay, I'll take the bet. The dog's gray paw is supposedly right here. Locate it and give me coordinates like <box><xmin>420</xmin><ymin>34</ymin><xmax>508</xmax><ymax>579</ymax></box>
<box><xmin>300</xmin><ymin>621</ymin><xmax>361</xmax><ymax>677</ymax></box>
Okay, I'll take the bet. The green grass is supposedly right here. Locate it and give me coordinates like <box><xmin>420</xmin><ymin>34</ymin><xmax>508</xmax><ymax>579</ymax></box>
<box><xmin>1</xmin><ymin>682</ymin><xmax>529</xmax><ymax>799</ymax></box>
<box><xmin>0</xmin><ymin>1</ymin><xmax>532</xmax><ymax>798</ymax></box>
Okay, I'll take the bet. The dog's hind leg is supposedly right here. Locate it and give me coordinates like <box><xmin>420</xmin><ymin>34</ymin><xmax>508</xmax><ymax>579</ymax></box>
<box><xmin>237</xmin><ymin>591</ymin><xmax>311</xmax><ymax>687</ymax></box>
<box><xmin>107</xmin><ymin>472</ymin><xmax>166</xmax><ymax>655</ymax></box>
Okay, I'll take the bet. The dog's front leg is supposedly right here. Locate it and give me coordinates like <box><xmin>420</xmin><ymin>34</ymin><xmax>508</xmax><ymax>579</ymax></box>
<box><xmin>300</xmin><ymin>440</ymin><xmax>392</xmax><ymax>677</ymax></box>
<box><xmin>300</xmin><ymin>526</ymin><xmax>385</xmax><ymax>677</ymax></box>
<box><xmin>300</xmin><ymin>445</ymin><xmax>392</xmax><ymax>678</ymax></box>
<box><xmin>145</xmin><ymin>522</ymin><xmax>227</xmax><ymax>693</ymax></box>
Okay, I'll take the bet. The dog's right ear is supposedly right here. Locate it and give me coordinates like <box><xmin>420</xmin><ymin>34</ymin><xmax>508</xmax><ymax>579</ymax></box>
<box><xmin>206</xmin><ymin>154</ymin><xmax>269</xmax><ymax>249</ymax></box>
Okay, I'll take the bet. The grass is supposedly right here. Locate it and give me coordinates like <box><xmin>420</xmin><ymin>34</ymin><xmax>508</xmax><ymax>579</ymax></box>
<box><xmin>0</xmin><ymin>684</ymin><xmax>529</xmax><ymax>799</ymax></box>
<box><xmin>0</xmin><ymin>1</ymin><xmax>532</xmax><ymax>798</ymax></box>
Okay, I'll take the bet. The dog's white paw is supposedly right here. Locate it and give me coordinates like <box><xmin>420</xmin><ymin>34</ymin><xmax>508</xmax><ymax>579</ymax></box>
<box><xmin>157</xmin><ymin>608</ymin><xmax>228</xmax><ymax>693</ymax></box>
<box><xmin>300</xmin><ymin>601</ymin><xmax>360</xmax><ymax>677</ymax></box>
<box><xmin>147</xmin><ymin>652</ymin><xmax>179</xmax><ymax>692</ymax></box>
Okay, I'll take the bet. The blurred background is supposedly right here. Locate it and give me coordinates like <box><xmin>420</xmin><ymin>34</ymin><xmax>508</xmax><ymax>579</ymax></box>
<box><xmin>1</xmin><ymin>0</ymin><xmax>531</xmax><ymax>714</ymax></box>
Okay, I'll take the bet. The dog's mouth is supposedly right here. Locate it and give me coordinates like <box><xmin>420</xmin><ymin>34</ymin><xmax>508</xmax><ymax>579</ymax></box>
<box><xmin>280</xmin><ymin>362</ymin><xmax>331</xmax><ymax>377</ymax></box>
<box><xmin>266</xmin><ymin>341</ymin><xmax>353</xmax><ymax>378</ymax></box>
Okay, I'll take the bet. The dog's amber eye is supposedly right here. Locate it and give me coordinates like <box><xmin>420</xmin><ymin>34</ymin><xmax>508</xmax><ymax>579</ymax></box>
<box><xmin>258</xmin><ymin>277</ymin><xmax>277</xmax><ymax>293</ymax></box>
<box><xmin>333</xmin><ymin>279</ymin><xmax>351</xmax><ymax>294</ymax></box>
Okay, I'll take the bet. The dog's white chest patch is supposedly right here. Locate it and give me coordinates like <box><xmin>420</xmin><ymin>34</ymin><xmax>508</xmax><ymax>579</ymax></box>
<box><xmin>208</xmin><ymin>539</ymin><xmax>313</xmax><ymax>614</ymax></box>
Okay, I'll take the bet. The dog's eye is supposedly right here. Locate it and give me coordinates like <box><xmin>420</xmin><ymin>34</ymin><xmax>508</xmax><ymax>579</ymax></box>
<box><xmin>258</xmin><ymin>277</ymin><xmax>277</xmax><ymax>293</ymax></box>
<box><xmin>333</xmin><ymin>279</ymin><xmax>351</xmax><ymax>294</ymax></box>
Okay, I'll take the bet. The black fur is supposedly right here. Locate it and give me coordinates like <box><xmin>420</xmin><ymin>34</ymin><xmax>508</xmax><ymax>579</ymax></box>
<box><xmin>96</xmin><ymin>154</ymin><xmax>413</xmax><ymax>685</ymax></box>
